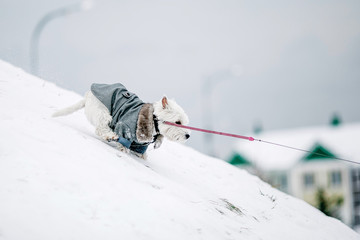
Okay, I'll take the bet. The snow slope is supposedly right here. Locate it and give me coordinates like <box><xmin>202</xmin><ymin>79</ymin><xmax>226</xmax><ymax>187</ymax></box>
<box><xmin>0</xmin><ymin>60</ymin><xmax>358</xmax><ymax>240</ymax></box>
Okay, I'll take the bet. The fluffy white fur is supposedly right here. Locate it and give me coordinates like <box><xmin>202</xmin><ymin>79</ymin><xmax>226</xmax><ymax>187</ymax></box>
<box><xmin>53</xmin><ymin>91</ymin><xmax>190</xmax><ymax>159</ymax></box>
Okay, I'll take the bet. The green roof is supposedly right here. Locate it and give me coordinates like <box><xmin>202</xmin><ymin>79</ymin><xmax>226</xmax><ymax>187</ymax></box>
<box><xmin>228</xmin><ymin>153</ymin><xmax>251</xmax><ymax>166</ymax></box>
<box><xmin>302</xmin><ymin>143</ymin><xmax>337</xmax><ymax>161</ymax></box>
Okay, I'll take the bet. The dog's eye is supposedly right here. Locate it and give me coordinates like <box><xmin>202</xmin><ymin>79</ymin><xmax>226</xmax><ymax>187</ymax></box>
<box><xmin>175</xmin><ymin>121</ymin><xmax>181</xmax><ymax>125</ymax></box>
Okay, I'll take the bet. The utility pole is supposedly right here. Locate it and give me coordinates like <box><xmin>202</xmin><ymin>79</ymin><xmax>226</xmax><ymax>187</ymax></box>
<box><xmin>30</xmin><ymin>1</ymin><xmax>93</xmax><ymax>76</ymax></box>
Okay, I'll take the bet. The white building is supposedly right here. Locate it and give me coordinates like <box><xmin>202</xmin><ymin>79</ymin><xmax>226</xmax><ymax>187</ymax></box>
<box><xmin>229</xmin><ymin>122</ymin><xmax>360</xmax><ymax>229</ymax></box>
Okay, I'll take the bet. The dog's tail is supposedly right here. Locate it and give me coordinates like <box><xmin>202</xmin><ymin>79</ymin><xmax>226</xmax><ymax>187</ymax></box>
<box><xmin>52</xmin><ymin>98</ymin><xmax>86</xmax><ymax>117</ymax></box>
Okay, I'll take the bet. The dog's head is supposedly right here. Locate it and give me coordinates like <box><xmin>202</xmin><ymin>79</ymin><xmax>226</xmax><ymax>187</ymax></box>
<box><xmin>154</xmin><ymin>96</ymin><xmax>190</xmax><ymax>143</ymax></box>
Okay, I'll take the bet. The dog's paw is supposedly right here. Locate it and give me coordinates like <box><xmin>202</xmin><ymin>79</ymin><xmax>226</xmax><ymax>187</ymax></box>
<box><xmin>131</xmin><ymin>151</ymin><xmax>148</xmax><ymax>160</ymax></box>
<box><xmin>116</xmin><ymin>142</ymin><xmax>130</xmax><ymax>153</ymax></box>
<box><xmin>153</xmin><ymin>135</ymin><xmax>164</xmax><ymax>149</ymax></box>
<box><xmin>154</xmin><ymin>140</ymin><xmax>162</xmax><ymax>149</ymax></box>
<box><xmin>106</xmin><ymin>136</ymin><xmax>119</xmax><ymax>142</ymax></box>
<box><xmin>104</xmin><ymin>132</ymin><xmax>119</xmax><ymax>142</ymax></box>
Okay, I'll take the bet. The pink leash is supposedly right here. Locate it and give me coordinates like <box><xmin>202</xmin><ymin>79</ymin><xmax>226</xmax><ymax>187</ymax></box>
<box><xmin>163</xmin><ymin>121</ymin><xmax>360</xmax><ymax>165</ymax></box>
<box><xmin>163</xmin><ymin>121</ymin><xmax>255</xmax><ymax>141</ymax></box>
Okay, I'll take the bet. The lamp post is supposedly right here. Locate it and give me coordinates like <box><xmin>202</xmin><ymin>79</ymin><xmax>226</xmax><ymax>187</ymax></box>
<box><xmin>30</xmin><ymin>1</ymin><xmax>93</xmax><ymax>76</ymax></box>
<box><xmin>202</xmin><ymin>76</ymin><xmax>219</xmax><ymax>157</ymax></box>
<box><xmin>202</xmin><ymin>66</ymin><xmax>243</xmax><ymax>157</ymax></box>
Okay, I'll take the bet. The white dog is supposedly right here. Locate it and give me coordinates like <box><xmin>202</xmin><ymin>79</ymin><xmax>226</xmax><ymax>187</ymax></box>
<box><xmin>53</xmin><ymin>83</ymin><xmax>190</xmax><ymax>159</ymax></box>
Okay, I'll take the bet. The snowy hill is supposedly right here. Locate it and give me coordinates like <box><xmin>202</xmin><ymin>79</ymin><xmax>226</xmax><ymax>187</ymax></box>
<box><xmin>0</xmin><ymin>60</ymin><xmax>358</xmax><ymax>240</ymax></box>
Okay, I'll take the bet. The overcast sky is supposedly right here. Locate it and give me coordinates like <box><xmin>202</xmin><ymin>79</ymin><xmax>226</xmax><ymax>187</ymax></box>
<box><xmin>1</xmin><ymin>0</ymin><xmax>360</xmax><ymax>158</ymax></box>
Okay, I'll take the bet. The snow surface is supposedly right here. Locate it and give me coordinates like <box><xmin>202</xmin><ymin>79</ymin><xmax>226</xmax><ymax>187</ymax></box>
<box><xmin>0</xmin><ymin>60</ymin><xmax>358</xmax><ymax>240</ymax></box>
<box><xmin>234</xmin><ymin>124</ymin><xmax>360</xmax><ymax>171</ymax></box>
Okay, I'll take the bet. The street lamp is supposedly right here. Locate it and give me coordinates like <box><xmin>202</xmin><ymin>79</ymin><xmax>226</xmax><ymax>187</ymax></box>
<box><xmin>202</xmin><ymin>66</ymin><xmax>243</xmax><ymax>157</ymax></box>
<box><xmin>30</xmin><ymin>1</ymin><xmax>93</xmax><ymax>76</ymax></box>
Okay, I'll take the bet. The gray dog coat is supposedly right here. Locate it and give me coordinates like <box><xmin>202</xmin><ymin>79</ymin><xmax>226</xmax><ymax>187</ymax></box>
<box><xmin>91</xmin><ymin>83</ymin><xmax>158</xmax><ymax>154</ymax></box>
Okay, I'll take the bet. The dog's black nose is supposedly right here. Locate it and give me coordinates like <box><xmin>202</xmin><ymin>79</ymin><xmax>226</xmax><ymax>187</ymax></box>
<box><xmin>185</xmin><ymin>134</ymin><xmax>190</xmax><ymax>139</ymax></box>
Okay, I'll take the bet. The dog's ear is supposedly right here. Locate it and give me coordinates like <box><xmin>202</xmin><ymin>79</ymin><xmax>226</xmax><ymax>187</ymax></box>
<box><xmin>162</xmin><ymin>96</ymin><xmax>168</xmax><ymax>109</ymax></box>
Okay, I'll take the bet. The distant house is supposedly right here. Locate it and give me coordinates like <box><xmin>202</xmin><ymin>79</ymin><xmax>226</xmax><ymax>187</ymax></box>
<box><xmin>228</xmin><ymin>152</ymin><xmax>255</xmax><ymax>174</ymax></box>
<box><xmin>229</xmin><ymin>122</ymin><xmax>360</xmax><ymax>229</ymax></box>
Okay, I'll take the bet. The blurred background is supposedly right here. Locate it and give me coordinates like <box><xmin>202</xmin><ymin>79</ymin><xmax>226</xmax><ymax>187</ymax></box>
<box><xmin>1</xmin><ymin>0</ymin><xmax>360</xmax><ymax>230</ymax></box>
<box><xmin>1</xmin><ymin>0</ymin><xmax>360</xmax><ymax>159</ymax></box>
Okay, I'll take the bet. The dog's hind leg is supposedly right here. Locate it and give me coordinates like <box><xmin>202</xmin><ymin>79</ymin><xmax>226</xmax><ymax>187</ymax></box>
<box><xmin>95</xmin><ymin>121</ymin><xmax>118</xmax><ymax>142</ymax></box>
<box><xmin>84</xmin><ymin>92</ymin><xmax>119</xmax><ymax>141</ymax></box>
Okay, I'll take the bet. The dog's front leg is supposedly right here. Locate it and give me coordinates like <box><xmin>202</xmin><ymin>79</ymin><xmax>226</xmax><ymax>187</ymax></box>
<box><xmin>154</xmin><ymin>134</ymin><xmax>164</xmax><ymax>149</ymax></box>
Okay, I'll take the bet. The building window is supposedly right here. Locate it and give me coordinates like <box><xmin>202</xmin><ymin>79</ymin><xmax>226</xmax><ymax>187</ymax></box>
<box><xmin>355</xmin><ymin>215</ymin><xmax>360</xmax><ymax>225</ymax></box>
<box><xmin>303</xmin><ymin>173</ymin><xmax>315</xmax><ymax>189</ymax></box>
<box><xmin>330</xmin><ymin>171</ymin><xmax>342</xmax><ymax>187</ymax></box>
<box><xmin>352</xmin><ymin>169</ymin><xmax>360</xmax><ymax>189</ymax></box>
<box><xmin>354</xmin><ymin>192</ymin><xmax>360</xmax><ymax>206</ymax></box>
